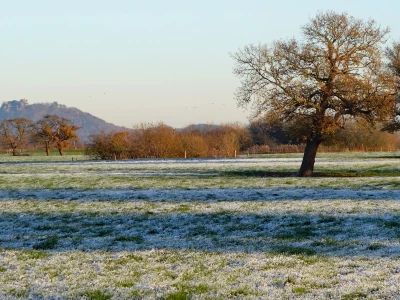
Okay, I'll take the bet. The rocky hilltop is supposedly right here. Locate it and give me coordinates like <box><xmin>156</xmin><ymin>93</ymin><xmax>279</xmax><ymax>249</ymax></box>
<box><xmin>0</xmin><ymin>99</ymin><xmax>125</xmax><ymax>143</ymax></box>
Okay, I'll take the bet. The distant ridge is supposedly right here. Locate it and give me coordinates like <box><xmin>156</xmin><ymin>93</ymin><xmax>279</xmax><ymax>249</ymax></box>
<box><xmin>179</xmin><ymin>123</ymin><xmax>222</xmax><ymax>133</ymax></box>
<box><xmin>0</xmin><ymin>99</ymin><xmax>126</xmax><ymax>142</ymax></box>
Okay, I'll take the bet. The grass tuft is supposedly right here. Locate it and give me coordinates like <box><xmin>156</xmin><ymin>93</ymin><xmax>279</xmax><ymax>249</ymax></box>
<box><xmin>366</xmin><ymin>243</ymin><xmax>386</xmax><ymax>250</ymax></box>
<box><xmin>164</xmin><ymin>290</ymin><xmax>190</xmax><ymax>300</ymax></box>
<box><xmin>341</xmin><ymin>291</ymin><xmax>368</xmax><ymax>299</ymax></box>
<box><xmin>115</xmin><ymin>235</ymin><xmax>144</xmax><ymax>243</ymax></box>
<box><xmin>81</xmin><ymin>290</ymin><xmax>112</xmax><ymax>300</ymax></box>
<box><xmin>292</xmin><ymin>286</ymin><xmax>309</xmax><ymax>294</ymax></box>
<box><xmin>272</xmin><ymin>245</ymin><xmax>317</xmax><ymax>256</ymax></box>
<box><xmin>32</xmin><ymin>235</ymin><xmax>59</xmax><ymax>250</ymax></box>
<box><xmin>20</xmin><ymin>249</ymin><xmax>50</xmax><ymax>260</ymax></box>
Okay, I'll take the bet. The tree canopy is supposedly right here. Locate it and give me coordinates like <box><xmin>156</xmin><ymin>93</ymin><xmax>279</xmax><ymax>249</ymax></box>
<box><xmin>32</xmin><ymin>115</ymin><xmax>80</xmax><ymax>156</ymax></box>
<box><xmin>383</xmin><ymin>41</ymin><xmax>400</xmax><ymax>132</ymax></box>
<box><xmin>232</xmin><ymin>11</ymin><xmax>397</xmax><ymax>176</ymax></box>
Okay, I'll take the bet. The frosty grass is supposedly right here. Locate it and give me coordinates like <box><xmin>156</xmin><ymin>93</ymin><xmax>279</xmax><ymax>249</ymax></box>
<box><xmin>0</xmin><ymin>152</ymin><xmax>400</xmax><ymax>299</ymax></box>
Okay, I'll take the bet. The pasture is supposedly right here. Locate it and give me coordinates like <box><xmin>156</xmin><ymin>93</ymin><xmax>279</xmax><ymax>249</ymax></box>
<box><xmin>0</xmin><ymin>152</ymin><xmax>399</xmax><ymax>299</ymax></box>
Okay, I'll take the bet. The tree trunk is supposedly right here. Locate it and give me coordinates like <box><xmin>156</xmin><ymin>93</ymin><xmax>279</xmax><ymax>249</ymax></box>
<box><xmin>12</xmin><ymin>147</ymin><xmax>17</xmax><ymax>156</ymax></box>
<box><xmin>45</xmin><ymin>142</ymin><xmax>50</xmax><ymax>156</ymax></box>
<box><xmin>298</xmin><ymin>138</ymin><xmax>322</xmax><ymax>177</ymax></box>
<box><xmin>58</xmin><ymin>147</ymin><xmax>64</xmax><ymax>156</ymax></box>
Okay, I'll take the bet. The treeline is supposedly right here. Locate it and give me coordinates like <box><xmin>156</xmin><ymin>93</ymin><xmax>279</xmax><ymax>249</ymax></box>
<box><xmin>0</xmin><ymin>115</ymin><xmax>81</xmax><ymax>156</ymax></box>
<box><xmin>248</xmin><ymin>118</ymin><xmax>399</xmax><ymax>154</ymax></box>
<box><xmin>85</xmin><ymin>123</ymin><xmax>250</xmax><ymax>159</ymax></box>
<box><xmin>86</xmin><ymin>119</ymin><xmax>400</xmax><ymax>160</ymax></box>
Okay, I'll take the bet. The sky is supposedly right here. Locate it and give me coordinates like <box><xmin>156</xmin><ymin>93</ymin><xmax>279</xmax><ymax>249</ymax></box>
<box><xmin>1</xmin><ymin>0</ymin><xmax>400</xmax><ymax>128</ymax></box>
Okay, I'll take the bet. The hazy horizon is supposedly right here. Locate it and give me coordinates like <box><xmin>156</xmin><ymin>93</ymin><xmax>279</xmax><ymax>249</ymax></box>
<box><xmin>1</xmin><ymin>0</ymin><xmax>399</xmax><ymax>128</ymax></box>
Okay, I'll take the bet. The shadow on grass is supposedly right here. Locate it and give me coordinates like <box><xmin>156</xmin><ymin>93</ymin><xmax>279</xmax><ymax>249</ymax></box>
<box><xmin>223</xmin><ymin>170</ymin><xmax>298</xmax><ymax>177</ymax></box>
<box><xmin>0</xmin><ymin>187</ymin><xmax>399</xmax><ymax>202</ymax></box>
<box><xmin>363</xmin><ymin>155</ymin><xmax>400</xmax><ymax>159</ymax></box>
<box><xmin>223</xmin><ymin>168</ymin><xmax>400</xmax><ymax>177</ymax></box>
<box><xmin>0</xmin><ymin>210</ymin><xmax>399</xmax><ymax>257</ymax></box>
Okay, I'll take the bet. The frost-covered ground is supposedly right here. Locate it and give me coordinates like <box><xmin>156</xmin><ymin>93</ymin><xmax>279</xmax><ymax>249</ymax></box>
<box><xmin>0</xmin><ymin>153</ymin><xmax>400</xmax><ymax>299</ymax></box>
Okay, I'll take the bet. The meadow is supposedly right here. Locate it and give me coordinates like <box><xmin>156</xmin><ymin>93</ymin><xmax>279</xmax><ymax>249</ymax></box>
<box><xmin>0</xmin><ymin>152</ymin><xmax>399</xmax><ymax>299</ymax></box>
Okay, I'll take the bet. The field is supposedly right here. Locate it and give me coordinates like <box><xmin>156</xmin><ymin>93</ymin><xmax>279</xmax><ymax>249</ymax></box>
<box><xmin>0</xmin><ymin>152</ymin><xmax>400</xmax><ymax>299</ymax></box>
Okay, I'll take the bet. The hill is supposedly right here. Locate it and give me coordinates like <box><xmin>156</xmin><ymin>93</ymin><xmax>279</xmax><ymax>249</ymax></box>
<box><xmin>179</xmin><ymin>123</ymin><xmax>222</xmax><ymax>133</ymax></box>
<box><xmin>0</xmin><ymin>99</ymin><xmax>126</xmax><ymax>143</ymax></box>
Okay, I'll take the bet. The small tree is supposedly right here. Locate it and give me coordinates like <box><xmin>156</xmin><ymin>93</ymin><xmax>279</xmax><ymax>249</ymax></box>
<box><xmin>181</xmin><ymin>133</ymin><xmax>209</xmax><ymax>158</ymax></box>
<box><xmin>54</xmin><ymin>122</ymin><xmax>80</xmax><ymax>156</ymax></box>
<box><xmin>86</xmin><ymin>131</ymin><xmax>132</xmax><ymax>160</ymax></box>
<box><xmin>0</xmin><ymin>118</ymin><xmax>33</xmax><ymax>155</ymax></box>
<box><xmin>85</xmin><ymin>131</ymin><xmax>109</xmax><ymax>159</ymax></box>
<box><xmin>233</xmin><ymin>11</ymin><xmax>396</xmax><ymax>176</ymax></box>
<box><xmin>33</xmin><ymin>115</ymin><xmax>80</xmax><ymax>156</ymax></box>
<box><xmin>132</xmin><ymin>123</ymin><xmax>183</xmax><ymax>158</ymax></box>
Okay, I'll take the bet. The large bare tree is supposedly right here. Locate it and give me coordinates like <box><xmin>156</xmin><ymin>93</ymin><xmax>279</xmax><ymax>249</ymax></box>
<box><xmin>232</xmin><ymin>11</ymin><xmax>396</xmax><ymax>176</ymax></box>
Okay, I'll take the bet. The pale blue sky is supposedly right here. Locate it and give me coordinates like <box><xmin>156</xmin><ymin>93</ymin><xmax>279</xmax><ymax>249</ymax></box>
<box><xmin>1</xmin><ymin>0</ymin><xmax>399</xmax><ymax>128</ymax></box>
